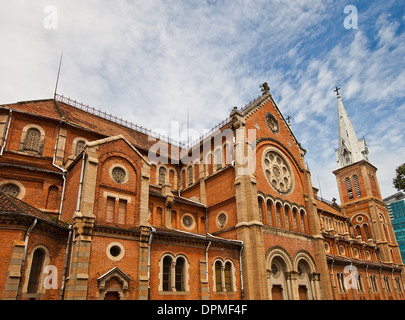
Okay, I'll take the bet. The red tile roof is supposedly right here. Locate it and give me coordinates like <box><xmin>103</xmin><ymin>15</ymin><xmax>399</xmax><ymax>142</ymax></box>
<box><xmin>0</xmin><ymin>190</ymin><xmax>64</xmax><ymax>225</ymax></box>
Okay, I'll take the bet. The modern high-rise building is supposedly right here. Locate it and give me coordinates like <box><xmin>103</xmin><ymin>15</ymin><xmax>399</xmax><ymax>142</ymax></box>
<box><xmin>384</xmin><ymin>192</ymin><xmax>405</xmax><ymax>262</ymax></box>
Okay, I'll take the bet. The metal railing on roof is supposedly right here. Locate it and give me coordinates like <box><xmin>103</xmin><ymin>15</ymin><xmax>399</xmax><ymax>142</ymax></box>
<box><xmin>55</xmin><ymin>93</ymin><xmax>263</xmax><ymax>150</ymax></box>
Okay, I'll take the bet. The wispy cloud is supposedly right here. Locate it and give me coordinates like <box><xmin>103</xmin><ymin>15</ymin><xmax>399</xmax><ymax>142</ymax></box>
<box><xmin>0</xmin><ymin>0</ymin><xmax>404</xmax><ymax>200</ymax></box>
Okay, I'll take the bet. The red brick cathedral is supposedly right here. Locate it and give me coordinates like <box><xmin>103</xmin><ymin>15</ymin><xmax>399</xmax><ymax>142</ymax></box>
<box><xmin>0</xmin><ymin>84</ymin><xmax>403</xmax><ymax>300</ymax></box>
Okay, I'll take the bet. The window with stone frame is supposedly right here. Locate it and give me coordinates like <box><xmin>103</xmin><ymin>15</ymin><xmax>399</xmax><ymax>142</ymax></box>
<box><xmin>159</xmin><ymin>167</ymin><xmax>167</xmax><ymax>186</ymax></box>
<box><xmin>23</xmin><ymin>128</ymin><xmax>41</xmax><ymax>154</ymax></box>
<box><xmin>75</xmin><ymin>140</ymin><xmax>86</xmax><ymax>156</ymax></box>
<box><xmin>27</xmin><ymin>249</ymin><xmax>45</xmax><ymax>293</ymax></box>
<box><xmin>214</xmin><ymin>260</ymin><xmax>235</xmax><ymax>292</ymax></box>
<box><xmin>187</xmin><ymin>166</ymin><xmax>193</xmax><ymax>186</ymax></box>
<box><xmin>161</xmin><ymin>254</ymin><xmax>188</xmax><ymax>292</ymax></box>
<box><xmin>0</xmin><ymin>183</ymin><xmax>20</xmax><ymax>197</ymax></box>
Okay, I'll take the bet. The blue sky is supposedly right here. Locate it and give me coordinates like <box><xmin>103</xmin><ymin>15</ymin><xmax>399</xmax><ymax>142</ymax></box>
<box><xmin>1</xmin><ymin>0</ymin><xmax>404</xmax><ymax>201</ymax></box>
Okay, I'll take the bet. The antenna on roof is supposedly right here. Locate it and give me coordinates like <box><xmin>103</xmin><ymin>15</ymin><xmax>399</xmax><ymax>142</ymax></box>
<box><xmin>54</xmin><ymin>51</ymin><xmax>63</xmax><ymax>98</ymax></box>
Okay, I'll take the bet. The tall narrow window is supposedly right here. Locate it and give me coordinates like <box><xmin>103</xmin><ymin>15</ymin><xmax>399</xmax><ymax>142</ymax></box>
<box><xmin>162</xmin><ymin>256</ymin><xmax>172</xmax><ymax>291</ymax></box>
<box><xmin>300</xmin><ymin>211</ymin><xmax>306</xmax><ymax>233</ymax></box>
<box><xmin>258</xmin><ymin>198</ymin><xmax>263</xmax><ymax>222</ymax></box>
<box><xmin>267</xmin><ymin>201</ymin><xmax>272</xmax><ymax>225</ymax></box>
<box><xmin>118</xmin><ymin>199</ymin><xmax>127</xmax><ymax>224</ymax></box>
<box><xmin>353</xmin><ymin>175</ymin><xmax>361</xmax><ymax>197</ymax></box>
<box><xmin>27</xmin><ymin>249</ymin><xmax>45</xmax><ymax>293</ymax></box>
<box><xmin>293</xmin><ymin>208</ymin><xmax>298</xmax><ymax>230</ymax></box>
<box><xmin>175</xmin><ymin>257</ymin><xmax>185</xmax><ymax>291</ymax></box>
<box><xmin>215</xmin><ymin>261</ymin><xmax>222</xmax><ymax>292</ymax></box>
<box><xmin>371</xmin><ymin>275</ymin><xmax>379</xmax><ymax>292</ymax></box>
<box><xmin>187</xmin><ymin>166</ymin><xmax>193</xmax><ymax>186</ymax></box>
<box><xmin>159</xmin><ymin>167</ymin><xmax>167</xmax><ymax>186</ymax></box>
<box><xmin>23</xmin><ymin>128</ymin><xmax>41</xmax><ymax>154</ymax></box>
<box><xmin>75</xmin><ymin>140</ymin><xmax>86</xmax><ymax>156</ymax></box>
<box><xmin>345</xmin><ymin>178</ymin><xmax>353</xmax><ymax>199</ymax></box>
<box><xmin>276</xmin><ymin>203</ymin><xmax>281</xmax><ymax>227</ymax></box>
<box><xmin>224</xmin><ymin>262</ymin><xmax>232</xmax><ymax>291</ymax></box>
<box><xmin>106</xmin><ymin>197</ymin><xmax>115</xmax><ymax>223</ymax></box>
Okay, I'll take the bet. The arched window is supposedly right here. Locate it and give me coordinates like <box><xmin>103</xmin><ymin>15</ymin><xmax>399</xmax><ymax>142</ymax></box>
<box><xmin>224</xmin><ymin>262</ymin><xmax>232</xmax><ymax>291</ymax></box>
<box><xmin>267</xmin><ymin>200</ymin><xmax>273</xmax><ymax>225</ymax></box>
<box><xmin>345</xmin><ymin>178</ymin><xmax>353</xmax><ymax>199</ymax></box>
<box><xmin>357</xmin><ymin>274</ymin><xmax>364</xmax><ymax>292</ymax></box>
<box><xmin>214</xmin><ymin>260</ymin><xmax>235</xmax><ymax>292</ymax></box>
<box><xmin>175</xmin><ymin>257</ymin><xmax>185</xmax><ymax>291</ymax></box>
<box><xmin>353</xmin><ymin>175</ymin><xmax>361</xmax><ymax>198</ymax></box>
<box><xmin>258</xmin><ymin>197</ymin><xmax>263</xmax><ymax>222</ymax></box>
<box><xmin>161</xmin><ymin>254</ymin><xmax>188</xmax><ymax>292</ymax></box>
<box><xmin>159</xmin><ymin>167</ymin><xmax>167</xmax><ymax>186</ymax></box>
<box><xmin>187</xmin><ymin>166</ymin><xmax>193</xmax><ymax>186</ymax></box>
<box><xmin>23</xmin><ymin>128</ymin><xmax>41</xmax><ymax>154</ymax></box>
<box><xmin>384</xmin><ymin>276</ymin><xmax>391</xmax><ymax>293</ymax></box>
<box><xmin>162</xmin><ymin>256</ymin><xmax>172</xmax><ymax>291</ymax></box>
<box><xmin>370</xmin><ymin>274</ymin><xmax>379</xmax><ymax>292</ymax></box>
<box><xmin>215</xmin><ymin>261</ymin><xmax>222</xmax><ymax>292</ymax></box>
<box><xmin>27</xmin><ymin>249</ymin><xmax>45</xmax><ymax>293</ymax></box>
<box><xmin>75</xmin><ymin>140</ymin><xmax>86</xmax><ymax>156</ymax></box>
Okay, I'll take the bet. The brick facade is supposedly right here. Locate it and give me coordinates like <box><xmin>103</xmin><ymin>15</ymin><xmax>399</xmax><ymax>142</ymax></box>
<box><xmin>0</xmin><ymin>86</ymin><xmax>403</xmax><ymax>300</ymax></box>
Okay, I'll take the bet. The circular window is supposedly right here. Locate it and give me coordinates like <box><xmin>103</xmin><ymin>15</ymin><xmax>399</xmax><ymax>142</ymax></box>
<box><xmin>324</xmin><ymin>242</ymin><xmax>330</xmax><ymax>253</ymax></box>
<box><xmin>339</xmin><ymin>245</ymin><xmax>346</xmax><ymax>256</ymax></box>
<box><xmin>110</xmin><ymin>245</ymin><xmax>121</xmax><ymax>257</ymax></box>
<box><xmin>353</xmin><ymin>248</ymin><xmax>359</xmax><ymax>258</ymax></box>
<box><xmin>181</xmin><ymin>214</ymin><xmax>195</xmax><ymax>230</ymax></box>
<box><xmin>106</xmin><ymin>242</ymin><xmax>125</xmax><ymax>261</ymax></box>
<box><xmin>265</xmin><ymin>113</ymin><xmax>279</xmax><ymax>133</ymax></box>
<box><xmin>356</xmin><ymin>216</ymin><xmax>363</xmax><ymax>223</ymax></box>
<box><xmin>0</xmin><ymin>183</ymin><xmax>20</xmax><ymax>197</ymax></box>
<box><xmin>112</xmin><ymin>167</ymin><xmax>126</xmax><ymax>183</ymax></box>
<box><xmin>262</xmin><ymin>150</ymin><xmax>294</xmax><ymax>194</ymax></box>
<box><xmin>217</xmin><ymin>213</ymin><xmax>227</xmax><ymax>228</ymax></box>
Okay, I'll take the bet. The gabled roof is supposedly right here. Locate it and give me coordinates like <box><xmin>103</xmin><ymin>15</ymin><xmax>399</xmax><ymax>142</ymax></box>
<box><xmin>86</xmin><ymin>134</ymin><xmax>151</xmax><ymax>166</ymax></box>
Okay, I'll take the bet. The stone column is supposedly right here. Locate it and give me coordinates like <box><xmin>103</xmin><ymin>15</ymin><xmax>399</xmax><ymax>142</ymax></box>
<box><xmin>2</xmin><ymin>240</ymin><xmax>25</xmax><ymax>300</ymax></box>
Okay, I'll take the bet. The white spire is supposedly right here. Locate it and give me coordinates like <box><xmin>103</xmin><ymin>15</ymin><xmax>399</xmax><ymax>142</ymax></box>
<box><xmin>334</xmin><ymin>88</ymin><xmax>369</xmax><ymax>169</ymax></box>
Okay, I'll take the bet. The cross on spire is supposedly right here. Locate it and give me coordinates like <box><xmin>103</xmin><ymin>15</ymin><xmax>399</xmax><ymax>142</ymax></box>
<box><xmin>334</xmin><ymin>86</ymin><xmax>341</xmax><ymax>97</ymax></box>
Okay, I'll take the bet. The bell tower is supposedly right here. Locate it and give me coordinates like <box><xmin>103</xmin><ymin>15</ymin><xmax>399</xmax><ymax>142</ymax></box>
<box><xmin>332</xmin><ymin>88</ymin><xmax>402</xmax><ymax>266</ymax></box>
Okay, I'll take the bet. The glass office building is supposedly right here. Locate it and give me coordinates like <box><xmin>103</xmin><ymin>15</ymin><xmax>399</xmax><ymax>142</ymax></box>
<box><xmin>384</xmin><ymin>192</ymin><xmax>405</xmax><ymax>262</ymax></box>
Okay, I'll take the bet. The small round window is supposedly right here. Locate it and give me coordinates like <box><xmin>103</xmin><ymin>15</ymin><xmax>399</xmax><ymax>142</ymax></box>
<box><xmin>112</xmin><ymin>167</ymin><xmax>127</xmax><ymax>183</ymax></box>
<box><xmin>110</xmin><ymin>245</ymin><xmax>121</xmax><ymax>257</ymax></box>
<box><xmin>0</xmin><ymin>183</ymin><xmax>21</xmax><ymax>197</ymax></box>
<box><xmin>217</xmin><ymin>213</ymin><xmax>227</xmax><ymax>228</ymax></box>
<box><xmin>106</xmin><ymin>242</ymin><xmax>125</xmax><ymax>261</ymax></box>
<box><xmin>181</xmin><ymin>214</ymin><xmax>195</xmax><ymax>230</ymax></box>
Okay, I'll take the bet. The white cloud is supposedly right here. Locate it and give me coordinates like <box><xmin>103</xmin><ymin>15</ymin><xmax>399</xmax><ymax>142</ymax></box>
<box><xmin>0</xmin><ymin>0</ymin><xmax>404</xmax><ymax>200</ymax></box>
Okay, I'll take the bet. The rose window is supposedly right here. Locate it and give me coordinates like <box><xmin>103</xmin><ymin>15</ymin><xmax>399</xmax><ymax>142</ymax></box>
<box><xmin>0</xmin><ymin>183</ymin><xmax>21</xmax><ymax>197</ymax></box>
<box><xmin>263</xmin><ymin>150</ymin><xmax>293</xmax><ymax>194</ymax></box>
<box><xmin>112</xmin><ymin>167</ymin><xmax>126</xmax><ymax>183</ymax></box>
